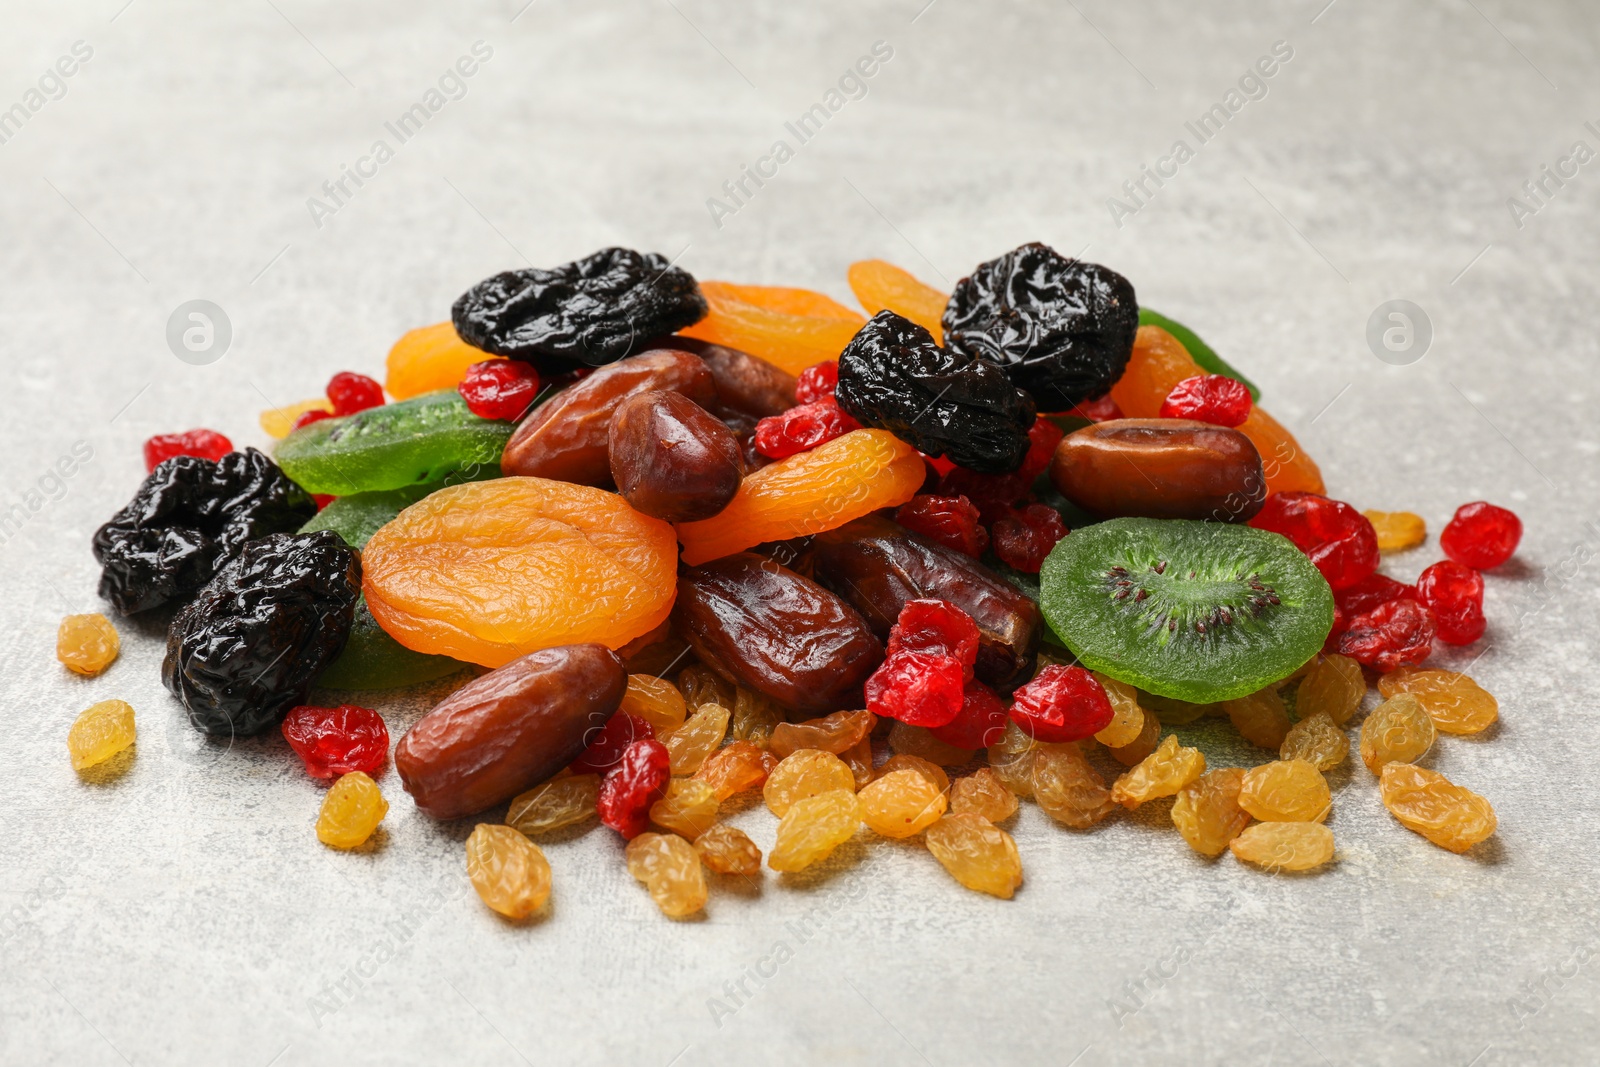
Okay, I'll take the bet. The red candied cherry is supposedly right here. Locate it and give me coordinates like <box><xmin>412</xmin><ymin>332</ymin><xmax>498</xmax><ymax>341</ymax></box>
<box><xmin>937</xmin><ymin>466</ymin><xmax>1030</xmax><ymax>525</ymax></box>
<box><xmin>864</xmin><ymin>650</ymin><xmax>967</xmax><ymax>727</ymax></box>
<box><xmin>1336</xmin><ymin>598</ymin><xmax>1435</xmax><ymax>672</ymax></box>
<box><xmin>1159</xmin><ymin>374</ymin><xmax>1252</xmax><ymax>427</ymax></box>
<box><xmin>1440</xmin><ymin>501</ymin><xmax>1522</xmax><ymax>570</ymax></box>
<box><xmin>992</xmin><ymin>504</ymin><xmax>1069</xmax><ymax>574</ymax></box>
<box><xmin>1019</xmin><ymin>418</ymin><xmax>1065</xmax><ymax>481</ymax></box>
<box><xmin>895</xmin><ymin>494</ymin><xmax>989</xmax><ymax>558</ymax></box>
<box><xmin>1415</xmin><ymin>560</ymin><xmax>1486</xmax><ymax>646</ymax></box>
<box><xmin>1430</xmin><ymin>599</ymin><xmax>1486</xmax><ymax>646</ymax></box>
<box><xmin>795</xmin><ymin>360</ymin><xmax>838</xmax><ymax>404</ymax></box>
<box><xmin>281</xmin><ymin>704</ymin><xmax>389</xmax><ymax>779</ymax></box>
<box><xmin>1333</xmin><ymin>572</ymin><xmax>1416</xmax><ymax>617</ymax></box>
<box><xmin>568</xmin><ymin>712</ymin><xmax>654</xmax><ymax>775</ymax></box>
<box><xmin>143</xmin><ymin>429</ymin><xmax>233</xmax><ymax>472</ymax></box>
<box><xmin>1009</xmin><ymin>664</ymin><xmax>1114</xmax><ymax>743</ymax></box>
<box><xmin>930</xmin><ymin>680</ymin><xmax>1009</xmax><ymax>750</ymax></box>
<box><xmin>458</xmin><ymin>359</ymin><xmax>542</xmax><ymax>422</ymax></box>
<box><xmin>887</xmin><ymin>599</ymin><xmax>980</xmax><ymax>674</ymax></box>
<box><xmin>1322</xmin><ymin>603</ymin><xmax>1348</xmax><ymax>655</ymax></box>
<box><xmin>1249</xmin><ymin>491</ymin><xmax>1379</xmax><ymax>590</ymax></box>
<box><xmin>312</xmin><ymin>494</ymin><xmax>336</xmax><ymax>511</ymax></box>
<box><xmin>753</xmin><ymin>398</ymin><xmax>860</xmax><ymax>459</ymax></box>
<box><xmin>293</xmin><ymin>408</ymin><xmax>334</xmax><ymax>432</ymax></box>
<box><xmin>597</xmin><ymin>738</ymin><xmax>671</xmax><ymax>839</ymax></box>
<box><xmin>326</xmin><ymin>371</ymin><xmax>385</xmax><ymax>416</ymax></box>
<box><xmin>1067</xmin><ymin>395</ymin><xmax>1123</xmax><ymax>422</ymax></box>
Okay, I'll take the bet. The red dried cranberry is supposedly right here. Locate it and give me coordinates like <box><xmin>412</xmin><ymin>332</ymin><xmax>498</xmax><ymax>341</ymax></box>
<box><xmin>894</xmin><ymin>494</ymin><xmax>989</xmax><ymax>558</ymax></box>
<box><xmin>568</xmin><ymin>712</ymin><xmax>654</xmax><ymax>774</ymax></box>
<box><xmin>937</xmin><ymin>467</ymin><xmax>1030</xmax><ymax>525</ymax></box>
<box><xmin>458</xmin><ymin>359</ymin><xmax>542</xmax><ymax>422</ymax></box>
<box><xmin>1158</xmin><ymin>374</ymin><xmax>1252</xmax><ymax>427</ymax></box>
<box><xmin>753</xmin><ymin>398</ymin><xmax>861</xmax><ymax>459</ymax></box>
<box><xmin>1440</xmin><ymin>501</ymin><xmax>1521</xmax><ymax>570</ymax></box>
<box><xmin>281</xmin><ymin>704</ymin><xmax>389</xmax><ymax>779</ymax></box>
<box><xmin>1323</xmin><ymin>603</ymin><xmax>1348</xmax><ymax>655</ymax></box>
<box><xmin>292</xmin><ymin>408</ymin><xmax>334</xmax><ymax>432</ymax></box>
<box><xmin>992</xmin><ymin>504</ymin><xmax>1069</xmax><ymax>574</ymax></box>
<box><xmin>1009</xmin><ymin>664</ymin><xmax>1113</xmax><ymax>743</ymax></box>
<box><xmin>887</xmin><ymin>598</ymin><xmax>980</xmax><ymax>674</ymax></box>
<box><xmin>864</xmin><ymin>651</ymin><xmax>966</xmax><ymax>727</ymax></box>
<box><xmin>1019</xmin><ymin>418</ymin><xmax>1065</xmax><ymax>480</ymax></box>
<box><xmin>326</xmin><ymin>371</ymin><xmax>385</xmax><ymax>416</ymax></box>
<box><xmin>597</xmin><ymin>738</ymin><xmax>671</xmax><ymax>839</ymax></box>
<box><xmin>143</xmin><ymin>429</ymin><xmax>233</xmax><ymax>472</ymax></box>
<box><xmin>1249</xmin><ymin>491</ymin><xmax>1379</xmax><ymax>590</ymax></box>
<box><xmin>794</xmin><ymin>360</ymin><xmax>839</xmax><ymax>404</ymax></box>
<box><xmin>1334</xmin><ymin>572</ymin><xmax>1416</xmax><ymax>616</ymax></box>
<box><xmin>930</xmin><ymin>679</ymin><xmax>1009</xmax><ymax>750</ymax></box>
<box><xmin>1336</xmin><ymin>598</ymin><xmax>1435</xmax><ymax>672</ymax></box>
<box><xmin>1066</xmin><ymin>394</ymin><xmax>1123</xmax><ymax>422</ymax></box>
<box><xmin>312</xmin><ymin>494</ymin><xmax>336</xmax><ymax>511</ymax></box>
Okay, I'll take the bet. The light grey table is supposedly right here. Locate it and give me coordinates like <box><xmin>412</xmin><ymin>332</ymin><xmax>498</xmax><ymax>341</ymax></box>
<box><xmin>3</xmin><ymin>1</ymin><xmax>1597</xmax><ymax>1064</ymax></box>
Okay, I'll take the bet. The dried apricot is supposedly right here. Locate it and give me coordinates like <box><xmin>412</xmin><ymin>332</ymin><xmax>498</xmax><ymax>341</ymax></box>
<box><xmin>676</xmin><ymin>429</ymin><xmax>924</xmax><ymax>564</ymax></box>
<box><xmin>362</xmin><ymin>478</ymin><xmax>677</xmax><ymax>667</ymax></box>
<box><xmin>695</xmin><ymin>824</ymin><xmax>762</xmax><ymax>875</ymax></box>
<box><xmin>950</xmin><ymin>767</ymin><xmax>1019</xmax><ymax>823</ymax></box>
<box><xmin>1229</xmin><ymin>821</ymin><xmax>1334</xmax><ymax>871</ymax></box>
<box><xmin>846</xmin><ymin>260</ymin><xmax>947</xmax><ymax>338</ymax></box>
<box><xmin>925</xmin><ymin>814</ymin><xmax>1023</xmax><ymax>898</ymax></box>
<box><xmin>1359</xmin><ymin>693</ymin><xmax>1436</xmax><ymax>773</ymax></box>
<box><xmin>57</xmin><ymin>613</ymin><xmax>120</xmax><ymax>676</ymax></box>
<box><xmin>679</xmin><ymin>281</ymin><xmax>866</xmax><ymax>376</ymax></box>
<box><xmin>626</xmin><ymin>832</ymin><xmax>708</xmax><ymax>916</ymax></box>
<box><xmin>763</xmin><ymin>749</ymin><xmax>856</xmax><ymax>817</ymax></box>
<box><xmin>466</xmin><ymin>824</ymin><xmax>551</xmax><ymax>918</ymax></box>
<box><xmin>1238</xmin><ymin>759</ymin><xmax>1330</xmax><ymax>822</ymax></box>
<box><xmin>1378</xmin><ymin>763</ymin><xmax>1496</xmax><ymax>853</ymax></box>
<box><xmin>1171</xmin><ymin>768</ymin><xmax>1250</xmax><ymax>857</ymax></box>
<box><xmin>859</xmin><ymin>769</ymin><xmax>947</xmax><ymax>838</ymax></box>
<box><xmin>1377</xmin><ymin>668</ymin><xmax>1498</xmax><ymax>735</ymax></box>
<box><xmin>1363</xmin><ymin>510</ymin><xmax>1426</xmax><ymax>552</ymax></box>
<box><xmin>1111</xmin><ymin>735</ymin><xmax>1205</xmax><ymax>809</ymax></box>
<box><xmin>1279</xmin><ymin>712</ymin><xmax>1349</xmax><ymax>771</ymax></box>
<box><xmin>769</xmin><ymin>789</ymin><xmax>862</xmax><ymax>871</ymax></box>
<box><xmin>386</xmin><ymin>321</ymin><xmax>490</xmax><ymax>400</ymax></box>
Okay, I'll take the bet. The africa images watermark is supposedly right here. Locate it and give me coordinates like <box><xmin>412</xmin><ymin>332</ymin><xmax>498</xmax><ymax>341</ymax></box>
<box><xmin>0</xmin><ymin>40</ymin><xmax>94</xmax><ymax>147</ymax></box>
<box><xmin>705</xmin><ymin>40</ymin><xmax>895</xmax><ymax>229</ymax></box>
<box><xmin>1505</xmin><ymin>120</ymin><xmax>1600</xmax><ymax>230</ymax></box>
<box><xmin>0</xmin><ymin>440</ymin><xmax>95</xmax><ymax>548</ymax></box>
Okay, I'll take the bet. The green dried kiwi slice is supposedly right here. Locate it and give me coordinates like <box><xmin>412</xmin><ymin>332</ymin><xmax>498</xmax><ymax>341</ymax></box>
<box><xmin>1039</xmin><ymin>517</ymin><xmax>1333</xmax><ymax>703</ymax></box>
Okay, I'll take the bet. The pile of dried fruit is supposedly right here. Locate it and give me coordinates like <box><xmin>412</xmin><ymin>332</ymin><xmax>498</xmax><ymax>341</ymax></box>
<box><xmin>61</xmin><ymin>244</ymin><xmax>1517</xmax><ymax>918</ymax></box>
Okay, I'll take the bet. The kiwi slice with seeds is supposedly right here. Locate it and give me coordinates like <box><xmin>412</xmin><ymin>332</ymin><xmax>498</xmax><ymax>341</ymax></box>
<box><xmin>1039</xmin><ymin>518</ymin><xmax>1334</xmax><ymax>704</ymax></box>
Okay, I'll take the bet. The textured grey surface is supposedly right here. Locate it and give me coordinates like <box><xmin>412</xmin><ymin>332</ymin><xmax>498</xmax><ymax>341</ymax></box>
<box><xmin>3</xmin><ymin>1</ymin><xmax>1599</xmax><ymax>1064</ymax></box>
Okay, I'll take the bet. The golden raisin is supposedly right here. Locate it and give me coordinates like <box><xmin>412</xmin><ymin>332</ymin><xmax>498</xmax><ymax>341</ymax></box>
<box><xmin>1362</xmin><ymin>509</ymin><xmax>1426</xmax><ymax>552</ymax></box>
<box><xmin>987</xmin><ymin>721</ymin><xmax>1037</xmax><ymax>797</ymax></box>
<box><xmin>1296</xmin><ymin>654</ymin><xmax>1365</xmax><ymax>726</ymax></box>
<box><xmin>626</xmin><ymin>832</ymin><xmax>708</xmax><ymax>916</ymax></box>
<box><xmin>1111</xmin><ymin>735</ymin><xmax>1205</xmax><ymax>809</ymax></box>
<box><xmin>949</xmin><ymin>768</ymin><xmax>1018</xmax><ymax>823</ymax></box>
<box><xmin>694</xmin><ymin>824</ymin><xmax>762</xmax><ymax>876</ymax></box>
<box><xmin>1107</xmin><ymin>706</ymin><xmax>1161</xmax><ymax>766</ymax></box>
<box><xmin>1033</xmin><ymin>743</ymin><xmax>1117</xmax><ymax>828</ymax></box>
<box><xmin>763</xmin><ymin>749</ymin><xmax>857</xmax><ymax>816</ymax></box>
<box><xmin>677</xmin><ymin>662</ymin><xmax>735</xmax><ymax>712</ymax></box>
<box><xmin>1237</xmin><ymin>760</ymin><xmax>1330</xmax><ymax>822</ymax></box>
<box><xmin>466</xmin><ymin>824</ymin><xmax>552</xmax><ymax>919</ymax></box>
<box><xmin>259</xmin><ymin>397</ymin><xmax>332</xmax><ymax>439</ymax></box>
<box><xmin>56</xmin><ymin>614</ymin><xmax>120</xmax><ymax>676</ymax></box>
<box><xmin>1279</xmin><ymin>712</ymin><xmax>1349</xmax><ymax>771</ymax></box>
<box><xmin>729</xmin><ymin>686</ymin><xmax>784</xmax><ymax>748</ymax></box>
<box><xmin>1377</xmin><ymin>668</ymin><xmax>1498</xmax><ymax>736</ymax></box>
<box><xmin>1378</xmin><ymin>763</ymin><xmax>1497</xmax><ymax>853</ymax></box>
<box><xmin>769</xmin><ymin>789</ymin><xmax>862</xmax><ymax>872</ymax></box>
<box><xmin>840</xmin><ymin>738</ymin><xmax>875</xmax><ymax>789</ymax></box>
<box><xmin>648</xmin><ymin>779</ymin><xmax>721</xmax><ymax>839</ymax></box>
<box><xmin>878</xmin><ymin>753</ymin><xmax>949</xmax><ymax>794</ymax></box>
<box><xmin>621</xmin><ymin>674</ymin><xmax>688</xmax><ymax>734</ymax></box>
<box><xmin>887</xmin><ymin>721</ymin><xmax>974</xmax><ymax>766</ymax></box>
<box><xmin>1142</xmin><ymin>693</ymin><xmax>1214</xmax><ymax>725</ymax></box>
<box><xmin>661</xmin><ymin>702</ymin><xmax>731</xmax><ymax>775</ymax></box>
<box><xmin>925</xmin><ymin>814</ymin><xmax>1023</xmax><ymax>898</ymax></box>
<box><xmin>316</xmin><ymin>772</ymin><xmax>388</xmax><ymax>850</ymax></box>
<box><xmin>506</xmin><ymin>774</ymin><xmax>600</xmax><ymax>836</ymax></box>
<box><xmin>1224</xmin><ymin>687</ymin><xmax>1292</xmax><ymax>749</ymax></box>
<box><xmin>67</xmin><ymin>699</ymin><xmax>135</xmax><ymax>771</ymax></box>
<box><xmin>1359</xmin><ymin>693</ymin><xmax>1436</xmax><ymax>774</ymax></box>
<box><xmin>858</xmin><ymin>769</ymin><xmax>947</xmax><ymax>839</ymax></box>
<box><xmin>770</xmin><ymin>710</ymin><xmax>877</xmax><ymax>758</ymax></box>
<box><xmin>1092</xmin><ymin>674</ymin><xmax>1147</xmax><ymax>747</ymax></box>
<box><xmin>692</xmin><ymin>740</ymin><xmax>774</xmax><ymax>800</ymax></box>
<box><xmin>1171</xmin><ymin>768</ymin><xmax>1251</xmax><ymax>857</ymax></box>
<box><xmin>1229</xmin><ymin>821</ymin><xmax>1335</xmax><ymax>872</ymax></box>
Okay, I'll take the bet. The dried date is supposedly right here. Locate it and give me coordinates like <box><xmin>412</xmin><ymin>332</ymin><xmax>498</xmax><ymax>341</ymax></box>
<box><xmin>608</xmin><ymin>390</ymin><xmax>744</xmax><ymax>522</ymax></box>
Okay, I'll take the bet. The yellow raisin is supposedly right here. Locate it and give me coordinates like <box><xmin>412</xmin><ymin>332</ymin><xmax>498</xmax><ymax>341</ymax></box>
<box><xmin>763</xmin><ymin>749</ymin><xmax>856</xmax><ymax>816</ymax></box>
<box><xmin>1238</xmin><ymin>759</ymin><xmax>1330</xmax><ymax>822</ymax></box>
<box><xmin>987</xmin><ymin>721</ymin><xmax>1037</xmax><ymax>796</ymax></box>
<box><xmin>1279</xmin><ymin>712</ymin><xmax>1349</xmax><ymax>771</ymax></box>
<box><xmin>1229</xmin><ymin>821</ymin><xmax>1335</xmax><ymax>872</ymax></box>
<box><xmin>949</xmin><ymin>767</ymin><xmax>1018</xmax><ymax>823</ymax></box>
<box><xmin>692</xmin><ymin>740</ymin><xmax>774</xmax><ymax>800</ymax></box>
<box><xmin>1224</xmin><ymin>687</ymin><xmax>1292</xmax><ymax>749</ymax></box>
<box><xmin>1296</xmin><ymin>654</ymin><xmax>1365</xmax><ymax>726</ymax></box>
<box><xmin>466</xmin><ymin>824</ymin><xmax>552</xmax><ymax>919</ymax></box>
<box><xmin>1377</xmin><ymin>668</ymin><xmax>1498</xmax><ymax>735</ymax></box>
<box><xmin>1171</xmin><ymin>768</ymin><xmax>1251</xmax><ymax>857</ymax></box>
<box><xmin>1107</xmin><ymin>706</ymin><xmax>1162</xmax><ymax>766</ymax></box>
<box><xmin>1092</xmin><ymin>674</ymin><xmax>1147</xmax><ymax>747</ymax></box>
<box><xmin>626</xmin><ymin>832</ymin><xmax>708</xmax><ymax>916</ymax></box>
<box><xmin>729</xmin><ymin>686</ymin><xmax>784</xmax><ymax>747</ymax></box>
<box><xmin>259</xmin><ymin>397</ymin><xmax>332</xmax><ymax>439</ymax></box>
<box><xmin>67</xmin><ymin>699</ymin><xmax>136</xmax><ymax>770</ymax></box>
<box><xmin>677</xmin><ymin>662</ymin><xmax>734</xmax><ymax>712</ymax></box>
<box><xmin>1359</xmin><ymin>693</ymin><xmax>1436</xmax><ymax>774</ymax></box>
<box><xmin>770</xmin><ymin>709</ymin><xmax>877</xmax><ymax>758</ymax></box>
<box><xmin>506</xmin><ymin>774</ymin><xmax>600</xmax><ymax>836</ymax></box>
<box><xmin>858</xmin><ymin>769</ymin><xmax>947</xmax><ymax>839</ymax></box>
<box><xmin>769</xmin><ymin>789</ymin><xmax>861</xmax><ymax>872</ymax></box>
<box><xmin>694</xmin><ymin>824</ymin><xmax>762</xmax><ymax>875</ymax></box>
<box><xmin>1111</xmin><ymin>735</ymin><xmax>1206</xmax><ymax>809</ymax></box>
<box><xmin>840</xmin><ymin>738</ymin><xmax>875</xmax><ymax>789</ymax></box>
<box><xmin>1142</xmin><ymin>692</ymin><xmax>1214</xmax><ymax>725</ymax></box>
<box><xmin>1033</xmin><ymin>743</ymin><xmax>1117</xmax><ymax>828</ymax></box>
<box><xmin>925</xmin><ymin>814</ymin><xmax>1023</xmax><ymax>898</ymax></box>
<box><xmin>1362</xmin><ymin>509</ymin><xmax>1426</xmax><ymax>552</ymax></box>
<box><xmin>887</xmin><ymin>720</ymin><xmax>975</xmax><ymax>766</ymax></box>
<box><xmin>649</xmin><ymin>779</ymin><xmax>721</xmax><ymax>839</ymax></box>
<box><xmin>1378</xmin><ymin>763</ymin><xmax>1497</xmax><ymax>853</ymax></box>
<box><xmin>621</xmin><ymin>674</ymin><xmax>689</xmax><ymax>735</ymax></box>
<box><xmin>661</xmin><ymin>702</ymin><xmax>731</xmax><ymax>775</ymax></box>
<box><xmin>878</xmin><ymin>753</ymin><xmax>949</xmax><ymax>794</ymax></box>
<box><xmin>56</xmin><ymin>614</ymin><xmax>120</xmax><ymax>676</ymax></box>
<box><xmin>316</xmin><ymin>772</ymin><xmax>387</xmax><ymax>850</ymax></box>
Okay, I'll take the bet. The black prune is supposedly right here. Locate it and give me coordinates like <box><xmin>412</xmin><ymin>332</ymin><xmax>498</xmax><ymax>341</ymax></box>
<box><xmin>92</xmin><ymin>448</ymin><xmax>316</xmax><ymax>615</ymax></box>
<box><xmin>452</xmin><ymin>247</ymin><xmax>708</xmax><ymax>365</ymax></box>
<box><xmin>835</xmin><ymin>310</ymin><xmax>1034</xmax><ymax>473</ymax></box>
<box><xmin>163</xmin><ymin>531</ymin><xmax>362</xmax><ymax>737</ymax></box>
<box><xmin>942</xmin><ymin>243</ymin><xmax>1138</xmax><ymax>411</ymax></box>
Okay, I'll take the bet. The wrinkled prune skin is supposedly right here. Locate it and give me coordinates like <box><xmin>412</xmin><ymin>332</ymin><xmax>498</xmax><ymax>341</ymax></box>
<box><xmin>811</xmin><ymin>515</ymin><xmax>1041</xmax><ymax>693</ymax></box>
<box><xmin>452</xmin><ymin>247</ymin><xmax>708</xmax><ymax>365</ymax></box>
<box><xmin>163</xmin><ymin>532</ymin><xmax>361</xmax><ymax>737</ymax></box>
<box><xmin>835</xmin><ymin>311</ymin><xmax>1034</xmax><ymax>474</ymax></box>
<box><xmin>942</xmin><ymin>243</ymin><xmax>1138</xmax><ymax>411</ymax></box>
<box><xmin>93</xmin><ymin>448</ymin><xmax>316</xmax><ymax>615</ymax></box>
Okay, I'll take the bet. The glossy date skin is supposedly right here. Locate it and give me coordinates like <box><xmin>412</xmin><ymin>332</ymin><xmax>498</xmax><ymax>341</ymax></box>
<box><xmin>810</xmin><ymin>515</ymin><xmax>1041</xmax><ymax>693</ymax></box>
<box><xmin>608</xmin><ymin>390</ymin><xmax>744</xmax><ymax>523</ymax></box>
<box><xmin>1050</xmin><ymin>418</ymin><xmax>1265</xmax><ymax>522</ymax></box>
<box><xmin>500</xmin><ymin>349</ymin><xmax>715</xmax><ymax>484</ymax></box>
<box><xmin>641</xmin><ymin>337</ymin><xmax>797</xmax><ymax>419</ymax></box>
<box><xmin>395</xmin><ymin>644</ymin><xmax>626</xmax><ymax>819</ymax></box>
<box><xmin>672</xmin><ymin>553</ymin><xmax>883</xmax><ymax>716</ymax></box>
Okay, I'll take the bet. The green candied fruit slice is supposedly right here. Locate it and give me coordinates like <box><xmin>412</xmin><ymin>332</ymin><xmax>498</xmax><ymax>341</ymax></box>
<box><xmin>1138</xmin><ymin>308</ymin><xmax>1260</xmax><ymax>401</ymax></box>
<box><xmin>275</xmin><ymin>390</ymin><xmax>511</xmax><ymax>496</ymax></box>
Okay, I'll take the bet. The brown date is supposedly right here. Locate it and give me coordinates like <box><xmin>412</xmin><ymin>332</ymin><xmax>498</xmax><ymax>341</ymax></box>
<box><xmin>811</xmin><ymin>515</ymin><xmax>1041</xmax><ymax>693</ymax></box>
<box><xmin>1050</xmin><ymin>418</ymin><xmax>1265</xmax><ymax>523</ymax></box>
<box><xmin>673</xmin><ymin>553</ymin><xmax>883</xmax><ymax>716</ymax></box>
<box><xmin>500</xmin><ymin>349</ymin><xmax>715</xmax><ymax>484</ymax></box>
<box><xmin>644</xmin><ymin>337</ymin><xmax>797</xmax><ymax>418</ymax></box>
<box><xmin>394</xmin><ymin>644</ymin><xmax>626</xmax><ymax>819</ymax></box>
<box><xmin>769</xmin><ymin>709</ymin><xmax>878</xmax><ymax>758</ymax></box>
<box><xmin>608</xmin><ymin>390</ymin><xmax>744</xmax><ymax>523</ymax></box>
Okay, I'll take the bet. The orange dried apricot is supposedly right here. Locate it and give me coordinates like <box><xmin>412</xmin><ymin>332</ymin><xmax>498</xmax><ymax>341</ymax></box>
<box><xmin>678</xmin><ymin>281</ymin><xmax>866</xmax><ymax>375</ymax></box>
<box><xmin>385</xmin><ymin>322</ymin><xmax>493</xmax><ymax>400</ymax></box>
<box><xmin>363</xmin><ymin>477</ymin><xmax>677</xmax><ymax>667</ymax></box>
<box><xmin>676</xmin><ymin>429</ymin><xmax>924</xmax><ymax>565</ymax></box>
<box><xmin>846</xmin><ymin>260</ymin><xmax>947</xmax><ymax>338</ymax></box>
